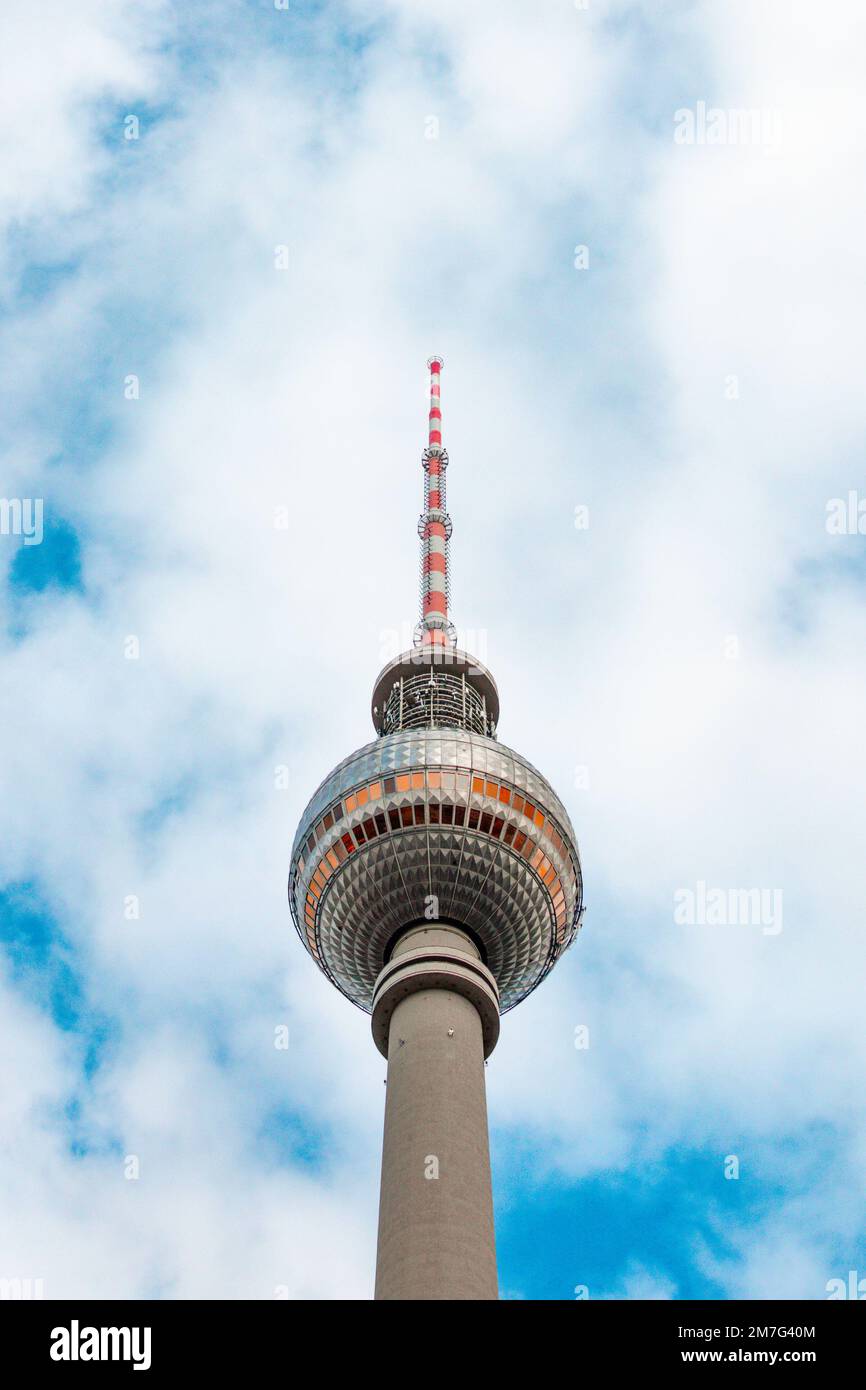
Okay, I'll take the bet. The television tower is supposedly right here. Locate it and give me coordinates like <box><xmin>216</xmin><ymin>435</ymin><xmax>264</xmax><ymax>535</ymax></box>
<box><xmin>289</xmin><ymin>358</ymin><xmax>584</xmax><ymax>1300</ymax></box>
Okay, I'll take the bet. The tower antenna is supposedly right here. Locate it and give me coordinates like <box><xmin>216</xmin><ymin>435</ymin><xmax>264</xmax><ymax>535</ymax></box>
<box><xmin>417</xmin><ymin>355</ymin><xmax>455</xmax><ymax>648</ymax></box>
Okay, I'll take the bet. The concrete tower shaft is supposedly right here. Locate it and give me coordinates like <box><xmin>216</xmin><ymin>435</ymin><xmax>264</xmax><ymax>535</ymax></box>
<box><xmin>372</xmin><ymin>925</ymin><xmax>499</xmax><ymax>1300</ymax></box>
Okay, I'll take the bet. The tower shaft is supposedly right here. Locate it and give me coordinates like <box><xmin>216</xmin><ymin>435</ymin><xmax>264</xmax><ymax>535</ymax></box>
<box><xmin>372</xmin><ymin>925</ymin><xmax>499</xmax><ymax>1300</ymax></box>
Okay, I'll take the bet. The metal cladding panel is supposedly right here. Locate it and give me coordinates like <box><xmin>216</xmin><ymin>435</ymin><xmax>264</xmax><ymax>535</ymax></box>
<box><xmin>289</xmin><ymin>729</ymin><xmax>583</xmax><ymax>1013</ymax></box>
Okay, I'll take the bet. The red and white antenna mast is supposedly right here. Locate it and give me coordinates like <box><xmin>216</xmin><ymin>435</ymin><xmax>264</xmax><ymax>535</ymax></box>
<box><xmin>417</xmin><ymin>355</ymin><xmax>455</xmax><ymax>649</ymax></box>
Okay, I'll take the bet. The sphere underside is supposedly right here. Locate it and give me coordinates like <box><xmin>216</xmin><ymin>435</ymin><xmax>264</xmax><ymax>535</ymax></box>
<box><xmin>289</xmin><ymin>729</ymin><xmax>583</xmax><ymax>1013</ymax></box>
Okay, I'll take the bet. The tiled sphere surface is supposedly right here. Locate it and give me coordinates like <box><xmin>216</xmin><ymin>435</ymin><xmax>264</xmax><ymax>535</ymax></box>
<box><xmin>289</xmin><ymin>729</ymin><xmax>583</xmax><ymax>1013</ymax></box>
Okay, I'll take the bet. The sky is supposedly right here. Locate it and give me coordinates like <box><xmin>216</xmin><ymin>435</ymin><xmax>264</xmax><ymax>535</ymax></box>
<box><xmin>1</xmin><ymin>0</ymin><xmax>865</xmax><ymax>1301</ymax></box>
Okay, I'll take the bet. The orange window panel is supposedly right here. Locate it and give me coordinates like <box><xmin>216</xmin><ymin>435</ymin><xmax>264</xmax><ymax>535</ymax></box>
<box><xmin>320</xmin><ymin>860</ymin><xmax>332</xmax><ymax>880</ymax></box>
<box><xmin>357</xmin><ymin>787</ymin><xmax>369</xmax><ymax>807</ymax></box>
<box><xmin>534</xmin><ymin>809</ymin><xmax>545</xmax><ymax>829</ymax></box>
<box><xmin>396</xmin><ymin>774</ymin><xmax>410</xmax><ymax>792</ymax></box>
<box><xmin>512</xmin><ymin>794</ymin><xmax>525</xmax><ymax>813</ymax></box>
<box><xmin>326</xmin><ymin>849</ymin><xmax>339</xmax><ymax>870</ymax></box>
<box><xmin>543</xmin><ymin>866</ymin><xmax>557</xmax><ymax>886</ymax></box>
<box><xmin>485</xmin><ymin>780</ymin><xmax>497</xmax><ymax>798</ymax></box>
<box><xmin>523</xmin><ymin>838</ymin><xmax>536</xmax><ymax>860</ymax></box>
<box><xmin>345</xmin><ymin>793</ymin><xmax>357</xmax><ymax>813</ymax></box>
<box><xmin>411</xmin><ymin>771</ymin><xmax>424</xmax><ymax>790</ymax></box>
<box><xmin>472</xmin><ymin>776</ymin><xmax>484</xmax><ymax>794</ymax></box>
<box><xmin>531</xmin><ymin>848</ymin><xmax>544</xmax><ymax>870</ymax></box>
<box><xmin>498</xmin><ymin>786</ymin><xmax>511</xmax><ymax>805</ymax></box>
<box><xmin>513</xmin><ymin>831</ymin><xmax>526</xmax><ymax>852</ymax></box>
<box><xmin>310</xmin><ymin>881</ymin><xmax>322</xmax><ymax>900</ymax></box>
<box><xmin>369</xmin><ymin>781</ymin><xmax>382</xmax><ymax>799</ymax></box>
<box><xmin>523</xmin><ymin>800</ymin><xmax>536</xmax><ymax>820</ymax></box>
<box><xmin>333</xmin><ymin>840</ymin><xmax>347</xmax><ymax>864</ymax></box>
<box><xmin>428</xmin><ymin>771</ymin><xmax>441</xmax><ymax>788</ymax></box>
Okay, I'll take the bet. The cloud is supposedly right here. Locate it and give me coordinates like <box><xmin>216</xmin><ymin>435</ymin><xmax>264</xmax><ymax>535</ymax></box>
<box><xmin>1</xmin><ymin>0</ymin><xmax>864</xmax><ymax>1299</ymax></box>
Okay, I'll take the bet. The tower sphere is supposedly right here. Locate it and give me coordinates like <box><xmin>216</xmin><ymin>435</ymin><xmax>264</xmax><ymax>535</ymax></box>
<box><xmin>289</xmin><ymin>643</ymin><xmax>583</xmax><ymax>1021</ymax></box>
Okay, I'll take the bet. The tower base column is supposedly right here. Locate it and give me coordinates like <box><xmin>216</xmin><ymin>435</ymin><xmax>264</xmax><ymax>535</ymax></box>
<box><xmin>371</xmin><ymin>924</ymin><xmax>500</xmax><ymax>1301</ymax></box>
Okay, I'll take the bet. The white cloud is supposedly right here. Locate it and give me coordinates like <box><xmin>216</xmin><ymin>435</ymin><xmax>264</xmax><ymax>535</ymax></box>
<box><xmin>1</xmin><ymin>0</ymin><xmax>865</xmax><ymax>1299</ymax></box>
<box><xmin>0</xmin><ymin>1</ymin><xmax>170</xmax><ymax>244</ymax></box>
